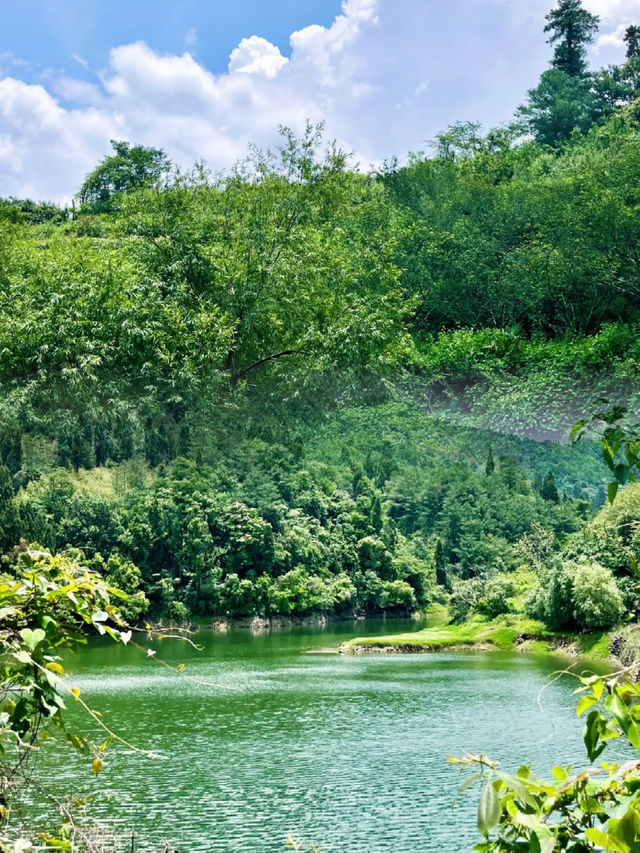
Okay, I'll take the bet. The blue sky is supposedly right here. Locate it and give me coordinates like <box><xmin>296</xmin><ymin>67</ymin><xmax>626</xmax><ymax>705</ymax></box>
<box><xmin>0</xmin><ymin>0</ymin><xmax>635</xmax><ymax>201</ymax></box>
<box><xmin>0</xmin><ymin>1</ymin><xmax>342</xmax><ymax>79</ymax></box>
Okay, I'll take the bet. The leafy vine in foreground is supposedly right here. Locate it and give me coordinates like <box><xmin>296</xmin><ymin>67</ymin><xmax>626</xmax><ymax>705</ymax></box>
<box><xmin>0</xmin><ymin>547</ymin><xmax>184</xmax><ymax>852</ymax></box>
<box><xmin>453</xmin><ymin>671</ymin><xmax>640</xmax><ymax>853</ymax></box>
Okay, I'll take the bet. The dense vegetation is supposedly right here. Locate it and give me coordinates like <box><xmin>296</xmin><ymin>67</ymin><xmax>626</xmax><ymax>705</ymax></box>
<box><xmin>2</xmin><ymin>1</ymin><xmax>640</xmax><ymax>626</ymax></box>
<box><xmin>5</xmin><ymin>0</ymin><xmax>640</xmax><ymax>850</ymax></box>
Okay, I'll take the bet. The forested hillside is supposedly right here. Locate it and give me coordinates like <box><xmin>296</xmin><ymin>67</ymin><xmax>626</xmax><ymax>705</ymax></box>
<box><xmin>1</xmin><ymin>0</ymin><xmax>640</xmax><ymax>624</ymax></box>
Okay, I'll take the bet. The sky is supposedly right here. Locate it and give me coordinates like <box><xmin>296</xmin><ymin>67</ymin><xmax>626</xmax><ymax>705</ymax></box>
<box><xmin>0</xmin><ymin>0</ymin><xmax>638</xmax><ymax>202</ymax></box>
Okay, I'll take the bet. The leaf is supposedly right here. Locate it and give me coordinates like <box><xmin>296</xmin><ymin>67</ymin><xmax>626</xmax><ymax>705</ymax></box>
<box><xmin>584</xmin><ymin>710</ymin><xmax>607</xmax><ymax>763</ymax></box>
<box><xmin>535</xmin><ymin>831</ymin><xmax>555</xmax><ymax>853</ymax></box>
<box><xmin>71</xmin><ymin>687</ymin><xmax>81</xmax><ymax>701</ymax></box>
<box><xmin>585</xmin><ymin>828</ymin><xmax>630</xmax><ymax>853</ymax></box>
<box><xmin>477</xmin><ymin>780</ymin><xmax>500</xmax><ymax>837</ymax></box>
<box><xmin>19</xmin><ymin>627</ymin><xmax>46</xmax><ymax>651</ymax></box>
<box><xmin>577</xmin><ymin>695</ymin><xmax>598</xmax><ymax>717</ymax></box>
<box><xmin>177</xmin><ymin>663</ymin><xmax>185</xmax><ymax>672</ymax></box>
<box><xmin>608</xmin><ymin>482</ymin><xmax>620</xmax><ymax>504</ymax></box>
<box><xmin>91</xmin><ymin>610</ymin><xmax>109</xmax><ymax>624</ymax></box>
<box><xmin>494</xmin><ymin>771</ymin><xmax>538</xmax><ymax>809</ymax></box>
<box><xmin>570</xmin><ymin>420</ymin><xmax>588</xmax><ymax>444</ymax></box>
<box><xmin>120</xmin><ymin>630</ymin><xmax>132</xmax><ymax>645</ymax></box>
<box><xmin>45</xmin><ymin>661</ymin><xmax>65</xmax><ymax>675</ymax></box>
<box><xmin>92</xmin><ymin>758</ymin><xmax>103</xmax><ymax>776</ymax></box>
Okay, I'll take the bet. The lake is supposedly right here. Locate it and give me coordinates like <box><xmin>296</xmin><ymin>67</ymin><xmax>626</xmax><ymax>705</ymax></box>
<box><xmin>33</xmin><ymin>619</ymin><xmax>607</xmax><ymax>853</ymax></box>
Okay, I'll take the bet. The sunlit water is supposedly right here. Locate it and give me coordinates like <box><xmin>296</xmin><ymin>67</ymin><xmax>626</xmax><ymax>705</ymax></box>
<box><xmin>30</xmin><ymin>620</ymin><xmax>610</xmax><ymax>853</ymax></box>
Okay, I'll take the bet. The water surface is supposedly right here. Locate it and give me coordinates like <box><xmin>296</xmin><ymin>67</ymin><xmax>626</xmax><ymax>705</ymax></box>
<box><xmin>36</xmin><ymin>620</ymin><xmax>607</xmax><ymax>853</ymax></box>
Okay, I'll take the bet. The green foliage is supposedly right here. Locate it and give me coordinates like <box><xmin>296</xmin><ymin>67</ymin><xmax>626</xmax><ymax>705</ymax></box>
<box><xmin>77</xmin><ymin>139</ymin><xmax>170</xmax><ymax>212</ymax></box>
<box><xmin>544</xmin><ymin>0</ymin><xmax>599</xmax><ymax>77</ymax></box>
<box><xmin>0</xmin><ymin>548</ymin><xmax>130</xmax><ymax>825</ymax></box>
<box><xmin>572</xmin><ymin>559</ymin><xmax>625</xmax><ymax>629</ymax></box>
<box><xmin>457</xmin><ymin>672</ymin><xmax>640</xmax><ymax>852</ymax></box>
<box><xmin>528</xmin><ymin>557</ymin><xmax>624</xmax><ymax>631</ymax></box>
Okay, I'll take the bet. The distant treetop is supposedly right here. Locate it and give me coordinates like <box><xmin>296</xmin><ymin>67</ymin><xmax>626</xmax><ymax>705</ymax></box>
<box><xmin>77</xmin><ymin>139</ymin><xmax>171</xmax><ymax>212</ymax></box>
<box><xmin>544</xmin><ymin>0</ymin><xmax>599</xmax><ymax>77</ymax></box>
<box><xmin>625</xmin><ymin>25</ymin><xmax>640</xmax><ymax>59</ymax></box>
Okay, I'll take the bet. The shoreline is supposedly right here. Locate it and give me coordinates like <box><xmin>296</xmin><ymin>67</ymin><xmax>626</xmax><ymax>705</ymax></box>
<box><xmin>146</xmin><ymin>610</ymin><xmax>431</xmax><ymax>635</ymax></box>
<box><xmin>338</xmin><ymin>617</ymin><xmax>640</xmax><ymax>668</ymax></box>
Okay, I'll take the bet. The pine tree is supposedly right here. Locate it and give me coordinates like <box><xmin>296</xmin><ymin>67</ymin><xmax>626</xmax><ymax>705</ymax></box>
<box><xmin>541</xmin><ymin>471</ymin><xmax>560</xmax><ymax>503</ymax></box>
<box><xmin>370</xmin><ymin>495</ymin><xmax>383</xmax><ymax>533</ymax></box>
<box><xmin>435</xmin><ymin>539</ymin><xmax>449</xmax><ymax>589</ymax></box>
<box><xmin>544</xmin><ymin>0</ymin><xmax>599</xmax><ymax>77</ymax></box>
<box><xmin>625</xmin><ymin>25</ymin><xmax>640</xmax><ymax>59</ymax></box>
<box><xmin>485</xmin><ymin>448</ymin><xmax>495</xmax><ymax>476</ymax></box>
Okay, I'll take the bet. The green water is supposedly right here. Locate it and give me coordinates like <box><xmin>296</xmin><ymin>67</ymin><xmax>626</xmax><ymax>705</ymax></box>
<box><xmin>36</xmin><ymin>620</ymin><xmax>605</xmax><ymax>853</ymax></box>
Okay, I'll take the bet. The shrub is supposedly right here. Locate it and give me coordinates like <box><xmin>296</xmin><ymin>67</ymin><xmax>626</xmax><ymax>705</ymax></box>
<box><xmin>477</xmin><ymin>576</ymin><xmax>516</xmax><ymax>619</ymax></box>
<box><xmin>572</xmin><ymin>560</ymin><xmax>624</xmax><ymax>630</ymax></box>
<box><xmin>379</xmin><ymin>580</ymin><xmax>417</xmax><ymax>614</ymax></box>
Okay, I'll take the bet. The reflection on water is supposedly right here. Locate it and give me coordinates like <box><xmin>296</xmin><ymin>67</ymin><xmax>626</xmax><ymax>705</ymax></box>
<box><xmin>34</xmin><ymin>620</ymin><xmax>607</xmax><ymax>853</ymax></box>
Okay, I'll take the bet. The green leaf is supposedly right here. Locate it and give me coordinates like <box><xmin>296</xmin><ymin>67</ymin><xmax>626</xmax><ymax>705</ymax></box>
<box><xmin>585</xmin><ymin>827</ymin><xmax>630</xmax><ymax>853</ymax></box>
<box><xmin>583</xmin><ymin>710</ymin><xmax>607</xmax><ymax>763</ymax></box>
<box><xmin>608</xmin><ymin>482</ymin><xmax>620</xmax><ymax>504</ymax></box>
<box><xmin>19</xmin><ymin>627</ymin><xmax>46</xmax><ymax>651</ymax></box>
<box><xmin>577</xmin><ymin>695</ymin><xmax>598</xmax><ymax>717</ymax></box>
<box><xmin>570</xmin><ymin>420</ymin><xmax>587</xmax><ymax>444</ymax></box>
<box><xmin>477</xmin><ymin>780</ymin><xmax>500</xmax><ymax>837</ymax></box>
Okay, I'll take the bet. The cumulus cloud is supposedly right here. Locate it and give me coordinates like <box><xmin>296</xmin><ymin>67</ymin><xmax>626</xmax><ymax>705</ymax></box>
<box><xmin>0</xmin><ymin>0</ymin><xmax>637</xmax><ymax>202</ymax></box>
<box><xmin>229</xmin><ymin>36</ymin><xmax>288</xmax><ymax>78</ymax></box>
<box><xmin>585</xmin><ymin>0</ymin><xmax>640</xmax><ymax>22</ymax></box>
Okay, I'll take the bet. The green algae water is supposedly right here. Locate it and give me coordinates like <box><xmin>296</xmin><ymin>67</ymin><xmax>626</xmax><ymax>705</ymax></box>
<box><xmin>35</xmin><ymin>620</ymin><xmax>605</xmax><ymax>853</ymax></box>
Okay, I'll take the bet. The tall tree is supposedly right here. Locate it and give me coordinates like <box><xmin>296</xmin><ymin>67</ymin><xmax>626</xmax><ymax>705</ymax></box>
<box><xmin>625</xmin><ymin>25</ymin><xmax>640</xmax><ymax>59</ymax></box>
<box><xmin>544</xmin><ymin>0</ymin><xmax>599</xmax><ymax>77</ymax></box>
<box><xmin>519</xmin><ymin>69</ymin><xmax>597</xmax><ymax>145</ymax></box>
<box><xmin>541</xmin><ymin>471</ymin><xmax>560</xmax><ymax>503</ymax></box>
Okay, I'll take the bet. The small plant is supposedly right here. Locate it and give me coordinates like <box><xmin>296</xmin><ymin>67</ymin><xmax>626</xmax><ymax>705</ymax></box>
<box><xmin>453</xmin><ymin>669</ymin><xmax>640</xmax><ymax>852</ymax></box>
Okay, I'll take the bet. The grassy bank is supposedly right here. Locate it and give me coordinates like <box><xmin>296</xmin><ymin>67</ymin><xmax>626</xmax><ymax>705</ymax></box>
<box><xmin>339</xmin><ymin>615</ymin><xmax>616</xmax><ymax>660</ymax></box>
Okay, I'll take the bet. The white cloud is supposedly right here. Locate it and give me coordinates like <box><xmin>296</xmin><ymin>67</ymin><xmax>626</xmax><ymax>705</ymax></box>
<box><xmin>185</xmin><ymin>28</ymin><xmax>198</xmax><ymax>50</ymax></box>
<box><xmin>584</xmin><ymin>0</ymin><xmax>640</xmax><ymax>22</ymax></box>
<box><xmin>229</xmin><ymin>36</ymin><xmax>288</xmax><ymax>78</ymax></box>
<box><xmin>72</xmin><ymin>53</ymin><xmax>90</xmax><ymax>71</ymax></box>
<box><xmin>50</xmin><ymin>76</ymin><xmax>103</xmax><ymax>105</ymax></box>
<box><xmin>0</xmin><ymin>0</ymin><xmax>636</xmax><ymax>202</ymax></box>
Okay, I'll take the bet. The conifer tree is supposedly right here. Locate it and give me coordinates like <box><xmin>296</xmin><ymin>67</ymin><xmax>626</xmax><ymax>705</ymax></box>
<box><xmin>541</xmin><ymin>471</ymin><xmax>560</xmax><ymax>503</ymax></box>
<box><xmin>625</xmin><ymin>25</ymin><xmax>640</xmax><ymax>59</ymax></box>
<box><xmin>435</xmin><ymin>539</ymin><xmax>449</xmax><ymax>589</ymax></box>
<box><xmin>485</xmin><ymin>448</ymin><xmax>495</xmax><ymax>476</ymax></box>
<box><xmin>544</xmin><ymin>0</ymin><xmax>599</xmax><ymax>77</ymax></box>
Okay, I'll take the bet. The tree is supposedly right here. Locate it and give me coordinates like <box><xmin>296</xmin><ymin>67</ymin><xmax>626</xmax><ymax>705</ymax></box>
<box><xmin>625</xmin><ymin>25</ymin><xmax>640</xmax><ymax>59</ymax></box>
<box><xmin>519</xmin><ymin>69</ymin><xmax>597</xmax><ymax>145</ymax></box>
<box><xmin>540</xmin><ymin>470</ymin><xmax>560</xmax><ymax>503</ymax></box>
<box><xmin>544</xmin><ymin>0</ymin><xmax>599</xmax><ymax>77</ymax></box>
<box><xmin>434</xmin><ymin>538</ymin><xmax>448</xmax><ymax>589</ymax></box>
<box><xmin>0</xmin><ymin>549</ymin><xmax>130</xmax><ymax>848</ymax></box>
<box><xmin>118</xmin><ymin>125</ymin><xmax>408</xmax><ymax>397</ymax></box>
<box><xmin>485</xmin><ymin>448</ymin><xmax>495</xmax><ymax>476</ymax></box>
<box><xmin>78</xmin><ymin>140</ymin><xmax>171</xmax><ymax>212</ymax></box>
<box><xmin>571</xmin><ymin>559</ymin><xmax>623</xmax><ymax>629</ymax></box>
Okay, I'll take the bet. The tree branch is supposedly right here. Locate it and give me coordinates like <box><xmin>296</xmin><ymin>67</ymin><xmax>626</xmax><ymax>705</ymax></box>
<box><xmin>232</xmin><ymin>349</ymin><xmax>307</xmax><ymax>384</ymax></box>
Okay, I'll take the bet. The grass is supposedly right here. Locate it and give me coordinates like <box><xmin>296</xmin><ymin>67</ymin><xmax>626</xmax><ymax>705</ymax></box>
<box><xmin>339</xmin><ymin>615</ymin><xmax>614</xmax><ymax>661</ymax></box>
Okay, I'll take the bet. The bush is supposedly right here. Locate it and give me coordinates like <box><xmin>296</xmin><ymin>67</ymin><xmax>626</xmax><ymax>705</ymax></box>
<box><xmin>449</xmin><ymin>578</ymin><xmax>485</xmax><ymax>623</ymax></box>
<box><xmin>379</xmin><ymin>580</ymin><xmax>417</xmax><ymax>614</ymax></box>
<box><xmin>528</xmin><ymin>559</ymin><xmax>624</xmax><ymax>631</ymax></box>
<box><xmin>572</xmin><ymin>560</ymin><xmax>624</xmax><ymax>630</ymax></box>
<box><xmin>477</xmin><ymin>576</ymin><xmax>516</xmax><ymax>619</ymax></box>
